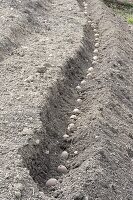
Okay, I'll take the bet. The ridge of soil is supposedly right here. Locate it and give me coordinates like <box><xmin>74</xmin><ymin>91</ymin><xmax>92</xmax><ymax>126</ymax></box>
<box><xmin>0</xmin><ymin>0</ymin><xmax>133</xmax><ymax>199</ymax></box>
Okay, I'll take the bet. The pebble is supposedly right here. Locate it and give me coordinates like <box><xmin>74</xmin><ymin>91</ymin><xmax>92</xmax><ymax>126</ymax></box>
<box><xmin>46</xmin><ymin>178</ymin><xmax>58</xmax><ymax>187</ymax></box>
<box><xmin>73</xmin><ymin>193</ymin><xmax>84</xmax><ymax>200</ymax></box>
<box><xmin>73</xmin><ymin>108</ymin><xmax>80</xmax><ymax>115</ymax></box>
<box><xmin>14</xmin><ymin>183</ymin><xmax>23</xmax><ymax>191</ymax></box>
<box><xmin>14</xmin><ymin>159</ymin><xmax>23</xmax><ymax>167</ymax></box>
<box><xmin>95</xmin><ymin>38</ymin><xmax>99</xmax><ymax>41</ymax></box>
<box><xmin>39</xmin><ymin>191</ymin><xmax>45</xmax><ymax>198</ymax></box>
<box><xmin>61</xmin><ymin>151</ymin><xmax>69</xmax><ymax>159</ymax></box>
<box><xmin>14</xmin><ymin>174</ymin><xmax>23</xmax><ymax>181</ymax></box>
<box><xmin>21</xmin><ymin>127</ymin><xmax>34</xmax><ymax>136</ymax></box>
<box><xmin>88</xmin><ymin>20</ymin><xmax>91</xmax><ymax>23</ymax></box>
<box><xmin>77</xmin><ymin>98</ymin><xmax>82</xmax><ymax>104</ymax></box>
<box><xmin>95</xmin><ymin>43</ymin><xmax>99</xmax><ymax>48</ymax></box>
<box><xmin>57</xmin><ymin>165</ymin><xmax>68</xmax><ymax>174</ymax></box>
<box><xmin>17</xmin><ymin>154</ymin><xmax>21</xmax><ymax>159</ymax></box>
<box><xmin>36</xmin><ymin>66</ymin><xmax>46</xmax><ymax>74</ymax></box>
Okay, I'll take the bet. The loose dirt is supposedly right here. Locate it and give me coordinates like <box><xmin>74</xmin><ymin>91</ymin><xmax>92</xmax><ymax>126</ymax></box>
<box><xmin>0</xmin><ymin>0</ymin><xmax>133</xmax><ymax>200</ymax></box>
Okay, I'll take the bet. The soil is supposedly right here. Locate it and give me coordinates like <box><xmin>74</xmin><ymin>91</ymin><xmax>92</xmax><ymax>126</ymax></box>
<box><xmin>0</xmin><ymin>0</ymin><xmax>133</xmax><ymax>200</ymax></box>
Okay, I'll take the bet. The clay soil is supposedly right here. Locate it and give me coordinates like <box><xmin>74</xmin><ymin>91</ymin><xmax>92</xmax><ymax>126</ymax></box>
<box><xmin>0</xmin><ymin>0</ymin><xmax>133</xmax><ymax>200</ymax></box>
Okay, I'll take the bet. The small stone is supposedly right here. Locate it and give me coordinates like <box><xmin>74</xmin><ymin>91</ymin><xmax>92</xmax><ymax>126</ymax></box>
<box><xmin>76</xmin><ymin>85</ymin><xmax>82</xmax><ymax>91</ymax></box>
<box><xmin>77</xmin><ymin>99</ymin><xmax>82</xmax><ymax>104</ymax></box>
<box><xmin>95</xmin><ymin>43</ymin><xmax>99</xmax><ymax>48</ymax></box>
<box><xmin>14</xmin><ymin>159</ymin><xmax>22</xmax><ymax>167</ymax></box>
<box><xmin>73</xmin><ymin>108</ymin><xmax>80</xmax><ymax>115</ymax></box>
<box><xmin>57</xmin><ymin>165</ymin><xmax>68</xmax><ymax>174</ymax></box>
<box><xmin>53</xmin><ymin>190</ymin><xmax>62</xmax><ymax>198</ymax></box>
<box><xmin>93</xmin><ymin>56</ymin><xmax>98</xmax><ymax>61</ymax></box>
<box><xmin>70</xmin><ymin>115</ymin><xmax>77</xmax><ymax>120</ymax></box>
<box><xmin>95</xmin><ymin>38</ymin><xmax>99</xmax><ymax>41</ymax></box>
<box><xmin>14</xmin><ymin>191</ymin><xmax>21</xmax><ymax>198</ymax></box>
<box><xmin>14</xmin><ymin>183</ymin><xmax>23</xmax><ymax>191</ymax></box>
<box><xmin>88</xmin><ymin>20</ymin><xmax>91</xmax><ymax>23</ymax></box>
<box><xmin>17</xmin><ymin>154</ymin><xmax>21</xmax><ymax>159</ymax></box>
<box><xmin>39</xmin><ymin>191</ymin><xmax>45</xmax><ymax>198</ymax></box>
<box><xmin>84</xmin><ymin>11</ymin><xmax>87</xmax><ymax>15</ymax></box>
<box><xmin>14</xmin><ymin>174</ymin><xmax>22</xmax><ymax>181</ymax></box>
<box><xmin>21</xmin><ymin>127</ymin><xmax>34</xmax><ymax>136</ymax></box>
<box><xmin>88</xmin><ymin>67</ymin><xmax>94</xmax><ymax>72</ymax></box>
<box><xmin>81</xmin><ymin>80</ymin><xmax>86</xmax><ymax>85</ymax></box>
<box><xmin>61</xmin><ymin>151</ymin><xmax>69</xmax><ymax>159</ymax></box>
<box><xmin>5</xmin><ymin>172</ymin><xmax>11</xmax><ymax>179</ymax></box>
<box><xmin>46</xmin><ymin>178</ymin><xmax>58</xmax><ymax>187</ymax></box>
<box><xmin>36</xmin><ymin>67</ymin><xmax>46</xmax><ymax>74</ymax></box>
<box><xmin>73</xmin><ymin>193</ymin><xmax>84</xmax><ymax>200</ymax></box>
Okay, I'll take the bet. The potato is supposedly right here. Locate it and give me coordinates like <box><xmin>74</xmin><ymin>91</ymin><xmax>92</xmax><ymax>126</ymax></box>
<box><xmin>46</xmin><ymin>178</ymin><xmax>58</xmax><ymax>187</ymax></box>
<box><xmin>57</xmin><ymin>165</ymin><xmax>68</xmax><ymax>174</ymax></box>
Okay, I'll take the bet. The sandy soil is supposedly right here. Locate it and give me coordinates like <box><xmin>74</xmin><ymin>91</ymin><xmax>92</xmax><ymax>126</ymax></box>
<box><xmin>0</xmin><ymin>0</ymin><xmax>133</xmax><ymax>200</ymax></box>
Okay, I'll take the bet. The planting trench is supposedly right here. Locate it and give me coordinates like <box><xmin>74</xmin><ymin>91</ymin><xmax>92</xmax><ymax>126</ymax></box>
<box><xmin>0</xmin><ymin>0</ymin><xmax>133</xmax><ymax>199</ymax></box>
<box><xmin>19</xmin><ymin>1</ymin><xmax>133</xmax><ymax>199</ymax></box>
<box><xmin>19</xmin><ymin>19</ymin><xmax>94</xmax><ymax>191</ymax></box>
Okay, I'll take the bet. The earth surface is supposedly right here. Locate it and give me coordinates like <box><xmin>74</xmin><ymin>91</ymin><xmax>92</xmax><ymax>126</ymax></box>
<box><xmin>0</xmin><ymin>0</ymin><xmax>133</xmax><ymax>200</ymax></box>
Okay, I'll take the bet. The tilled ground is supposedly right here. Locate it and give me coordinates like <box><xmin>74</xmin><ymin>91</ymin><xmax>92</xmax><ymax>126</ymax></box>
<box><xmin>0</xmin><ymin>0</ymin><xmax>133</xmax><ymax>200</ymax></box>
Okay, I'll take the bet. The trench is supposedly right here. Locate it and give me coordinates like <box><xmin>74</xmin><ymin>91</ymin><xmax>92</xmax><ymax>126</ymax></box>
<box><xmin>19</xmin><ymin>17</ymin><xmax>95</xmax><ymax>191</ymax></box>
